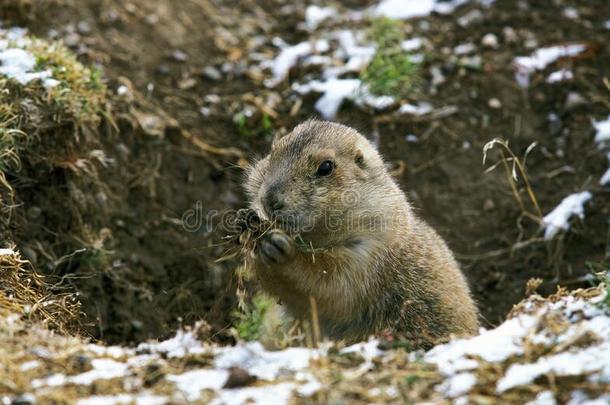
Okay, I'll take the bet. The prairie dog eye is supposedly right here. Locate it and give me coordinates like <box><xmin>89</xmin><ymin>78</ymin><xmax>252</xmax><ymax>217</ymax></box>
<box><xmin>316</xmin><ymin>160</ymin><xmax>334</xmax><ymax>177</ymax></box>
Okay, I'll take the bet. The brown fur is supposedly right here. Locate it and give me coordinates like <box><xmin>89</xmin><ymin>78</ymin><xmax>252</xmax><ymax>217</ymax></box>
<box><xmin>245</xmin><ymin>119</ymin><xmax>479</xmax><ymax>346</ymax></box>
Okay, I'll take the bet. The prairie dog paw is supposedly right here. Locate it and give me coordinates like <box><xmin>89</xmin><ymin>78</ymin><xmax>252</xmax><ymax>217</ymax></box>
<box><xmin>257</xmin><ymin>229</ymin><xmax>295</xmax><ymax>267</ymax></box>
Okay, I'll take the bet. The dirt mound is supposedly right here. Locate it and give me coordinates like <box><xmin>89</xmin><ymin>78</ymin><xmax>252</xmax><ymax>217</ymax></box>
<box><xmin>1</xmin><ymin>0</ymin><xmax>609</xmax><ymax>347</ymax></box>
<box><xmin>1</xmin><ymin>280</ymin><xmax>608</xmax><ymax>404</ymax></box>
<box><xmin>0</xmin><ymin>26</ymin><xmax>238</xmax><ymax>343</ymax></box>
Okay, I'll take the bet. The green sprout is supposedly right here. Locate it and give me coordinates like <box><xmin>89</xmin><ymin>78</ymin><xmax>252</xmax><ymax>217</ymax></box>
<box><xmin>361</xmin><ymin>17</ymin><xmax>419</xmax><ymax>99</ymax></box>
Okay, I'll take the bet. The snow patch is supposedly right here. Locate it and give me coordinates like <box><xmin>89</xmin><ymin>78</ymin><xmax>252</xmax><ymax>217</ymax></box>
<box><xmin>398</xmin><ymin>102</ymin><xmax>433</xmax><ymax>115</ymax></box>
<box><xmin>211</xmin><ymin>382</ymin><xmax>296</xmax><ymax>405</ymax></box>
<box><xmin>374</xmin><ymin>0</ymin><xmax>468</xmax><ymax>20</ymax></box>
<box><xmin>546</xmin><ymin>68</ymin><xmax>573</xmax><ymax>83</ymax></box>
<box><xmin>527</xmin><ymin>390</ymin><xmax>556</xmax><ymax>405</ymax></box>
<box><xmin>77</xmin><ymin>393</ymin><xmax>167</xmax><ymax>405</ymax></box>
<box><xmin>437</xmin><ymin>372</ymin><xmax>477</xmax><ymax>397</ymax></box>
<box><xmin>305</xmin><ymin>6</ymin><xmax>337</xmax><ymax>30</ymax></box>
<box><xmin>168</xmin><ymin>369</ymin><xmax>229</xmax><ymax>401</ymax></box>
<box><xmin>214</xmin><ymin>341</ymin><xmax>314</xmax><ymax>381</ymax></box>
<box><xmin>32</xmin><ymin>358</ymin><xmax>129</xmax><ymax>388</ymax></box>
<box><xmin>497</xmin><ymin>342</ymin><xmax>610</xmax><ymax>392</ymax></box>
<box><xmin>401</xmin><ymin>37</ymin><xmax>424</xmax><ymax>52</ymax></box>
<box><xmin>593</xmin><ymin>115</ymin><xmax>610</xmax><ymax>144</ymax></box>
<box><xmin>541</xmin><ymin>191</ymin><xmax>592</xmax><ymax>240</ymax></box>
<box><xmin>0</xmin><ymin>48</ymin><xmax>55</xmax><ymax>86</ymax></box>
<box><xmin>0</xmin><ymin>27</ymin><xmax>60</xmax><ymax>87</ymax></box>
<box><xmin>514</xmin><ymin>44</ymin><xmax>586</xmax><ymax>87</ymax></box>
<box><xmin>426</xmin><ymin>313</ymin><xmax>538</xmax><ymax>375</ymax></box>
<box><xmin>293</xmin><ymin>78</ymin><xmax>394</xmax><ymax>119</ymax></box>
<box><xmin>265</xmin><ymin>40</ymin><xmax>329</xmax><ymax>87</ymax></box>
<box><xmin>137</xmin><ymin>328</ymin><xmax>204</xmax><ymax>358</ymax></box>
<box><xmin>0</xmin><ymin>248</ymin><xmax>17</xmax><ymax>256</ymax></box>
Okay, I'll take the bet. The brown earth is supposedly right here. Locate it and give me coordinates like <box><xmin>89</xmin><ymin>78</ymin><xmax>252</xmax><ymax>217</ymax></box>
<box><xmin>1</xmin><ymin>0</ymin><xmax>609</xmax><ymax>343</ymax></box>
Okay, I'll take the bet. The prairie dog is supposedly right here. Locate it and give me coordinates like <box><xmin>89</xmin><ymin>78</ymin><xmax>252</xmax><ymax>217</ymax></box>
<box><xmin>244</xmin><ymin>119</ymin><xmax>478</xmax><ymax>346</ymax></box>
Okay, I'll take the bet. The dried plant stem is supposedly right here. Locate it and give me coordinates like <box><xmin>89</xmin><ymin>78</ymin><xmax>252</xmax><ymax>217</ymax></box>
<box><xmin>309</xmin><ymin>295</ymin><xmax>321</xmax><ymax>348</ymax></box>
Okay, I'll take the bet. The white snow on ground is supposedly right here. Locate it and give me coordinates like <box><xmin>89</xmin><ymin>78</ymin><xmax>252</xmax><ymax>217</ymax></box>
<box><xmin>514</xmin><ymin>44</ymin><xmax>586</xmax><ymax>87</ymax></box>
<box><xmin>32</xmin><ymin>358</ymin><xmax>129</xmax><ymax>388</ymax></box>
<box><xmin>527</xmin><ymin>390</ymin><xmax>556</xmax><ymax>405</ymax></box>
<box><xmin>401</xmin><ymin>37</ymin><xmax>424</xmax><ymax>52</ymax></box>
<box><xmin>593</xmin><ymin>115</ymin><xmax>610</xmax><ymax>144</ymax></box>
<box><xmin>340</xmin><ymin>339</ymin><xmax>383</xmax><ymax>360</ymax></box>
<box><xmin>0</xmin><ymin>48</ymin><xmax>56</xmax><ymax>86</ymax></box>
<box><xmin>264</xmin><ymin>39</ymin><xmax>329</xmax><ymax>87</ymax></box>
<box><xmin>437</xmin><ymin>372</ymin><xmax>477</xmax><ymax>397</ymax></box>
<box><xmin>0</xmin><ymin>28</ymin><xmax>59</xmax><ymax>87</ymax></box>
<box><xmin>259</xmin><ymin>0</ymin><xmax>482</xmax><ymax>117</ymax></box>
<box><xmin>498</xmin><ymin>342</ymin><xmax>610</xmax><ymax>393</ymax></box>
<box><xmin>0</xmin><ymin>248</ymin><xmax>17</xmax><ymax>256</ymax></box>
<box><xmin>546</xmin><ymin>68</ymin><xmax>573</xmax><ymax>83</ymax></box>
<box><xmin>77</xmin><ymin>393</ymin><xmax>167</xmax><ymax>405</ymax></box>
<box><xmin>18</xmin><ymin>287</ymin><xmax>610</xmax><ymax>404</ymax></box>
<box><xmin>215</xmin><ymin>341</ymin><xmax>315</xmax><ymax>381</ymax></box>
<box><xmin>167</xmin><ymin>369</ymin><xmax>229</xmax><ymax>400</ymax></box>
<box><xmin>426</xmin><ymin>288</ymin><xmax>610</xmax><ymax>401</ymax></box>
<box><xmin>137</xmin><ymin>327</ymin><xmax>204</xmax><ymax>358</ymax></box>
<box><xmin>426</xmin><ymin>313</ymin><xmax>539</xmax><ymax>374</ymax></box>
<box><xmin>293</xmin><ymin>78</ymin><xmax>395</xmax><ymax>119</ymax></box>
<box><xmin>497</xmin><ymin>295</ymin><xmax>610</xmax><ymax>393</ymax></box>
<box><xmin>373</xmin><ymin>0</ymin><xmax>469</xmax><ymax>19</ymax></box>
<box><xmin>398</xmin><ymin>102</ymin><xmax>433</xmax><ymax>115</ymax></box>
<box><xmin>293</xmin><ymin>78</ymin><xmax>360</xmax><ymax>119</ymax></box>
<box><xmin>541</xmin><ymin>191</ymin><xmax>592</xmax><ymax>240</ymax></box>
<box><xmin>304</xmin><ymin>5</ymin><xmax>337</xmax><ymax>30</ymax></box>
<box><xmin>30</xmin><ymin>324</ymin><xmax>320</xmax><ymax>403</ymax></box>
<box><xmin>212</xmin><ymin>382</ymin><xmax>296</xmax><ymax>405</ymax></box>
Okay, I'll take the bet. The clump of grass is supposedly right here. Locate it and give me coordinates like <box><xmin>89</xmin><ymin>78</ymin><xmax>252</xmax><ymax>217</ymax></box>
<box><xmin>361</xmin><ymin>17</ymin><xmax>419</xmax><ymax>99</ymax></box>
<box><xmin>234</xmin><ymin>111</ymin><xmax>273</xmax><ymax>138</ymax></box>
<box><xmin>0</xmin><ymin>34</ymin><xmax>107</xmax><ymax>168</ymax></box>
<box><xmin>0</xmin><ymin>248</ymin><xmax>81</xmax><ymax>334</ymax></box>
<box><xmin>28</xmin><ymin>38</ymin><xmax>107</xmax><ymax>128</ymax></box>
<box><xmin>590</xmin><ymin>267</ymin><xmax>610</xmax><ymax>309</ymax></box>
<box><xmin>232</xmin><ymin>294</ymin><xmax>274</xmax><ymax>342</ymax></box>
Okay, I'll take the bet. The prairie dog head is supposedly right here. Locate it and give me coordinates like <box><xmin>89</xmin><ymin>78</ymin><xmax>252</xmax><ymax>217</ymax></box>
<box><xmin>245</xmin><ymin>120</ymin><xmax>402</xmax><ymax>246</ymax></box>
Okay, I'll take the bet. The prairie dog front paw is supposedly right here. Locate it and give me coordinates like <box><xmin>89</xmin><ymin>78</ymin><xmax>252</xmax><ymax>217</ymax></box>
<box><xmin>257</xmin><ymin>229</ymin><xmax>295</xmax><ymax>267</ymax></box>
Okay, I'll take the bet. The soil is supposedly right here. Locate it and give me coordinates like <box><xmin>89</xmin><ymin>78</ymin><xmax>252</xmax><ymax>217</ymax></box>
<box><xmin>2</xmin><ymin>0</ymin><xmax>609</xmax><ymax>344</ymax></box>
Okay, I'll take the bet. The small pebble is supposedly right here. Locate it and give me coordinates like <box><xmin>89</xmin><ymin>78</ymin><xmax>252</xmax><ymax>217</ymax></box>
<box><xmin>481</xmin><ymin>33</ymin><xmax>499</xmax><ymax>48</ymax></box>
<box><xmin>76</xmin><ymin>21</ymin><xmax>91</xmax><ymax>34</ymax></box>
<box><xmin>564</xmin><ymin>92</ymin><xmax>586</xmax><ymax>110</ymax></box>
<box><xmin>223</xmin><ymin>367</ymin><xmax>256</xmax><ymax>388</ymax></box>
<box><xmin>562</xmin><ymin>7</ymin><xmax>579</xmax><ymax>19</ymax></box>
<box><xmin>172</xmin><ymin>50</ymin><xmax>188</xmax><ymax>62</ymax></box>
<box><xmin>204</xmin><ymin>94</ymin><xmax>221</xmax><ymax>104</ymax></box>
<box><xmin>488</xmin><ymin>98</ymin><xmax>502</xmax><ymax>109</ymax></box>
<box><xmin>202</xmin><ymin>66</ymin><xmax>222</xmax><ymax>81</ymax></box>
<box><xmin>502</xmin><ymin>27</ymin><xmax>518</xmax><ymax>43</ymax></box>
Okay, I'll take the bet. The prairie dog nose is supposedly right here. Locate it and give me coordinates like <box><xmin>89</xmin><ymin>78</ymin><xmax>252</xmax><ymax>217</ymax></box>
<box><xmin>263</xmin><ymin>182</ymin><xmax>285</xmax><ymax>216</ymax></box>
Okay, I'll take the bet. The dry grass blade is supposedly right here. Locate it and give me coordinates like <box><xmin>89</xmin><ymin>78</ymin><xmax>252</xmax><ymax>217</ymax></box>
<box><xmin>0</xmin><ymin>248</ymin><xmax>82</xmax><ymax>335</ymax></box>
<box><xmin>483</xmin><ymin>138</ymin><xmax>543</xmax><ymax>223</ymax></box>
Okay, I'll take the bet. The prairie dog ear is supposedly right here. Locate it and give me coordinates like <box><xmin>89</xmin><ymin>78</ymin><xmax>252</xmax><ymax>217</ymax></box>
<box><xmin>355</xmin><ymin>149</ymin><xmax>365</xmax><ymax>168</ymax></box>
<box><xmin>355</xmin><ymin>138</ymin><xmax>384</xmax><ymax>168</ymax></box>
<box><xmin>271</xmin><ymin>128</ymin><xmax>290</xmax><ymax>149</ymax></box>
